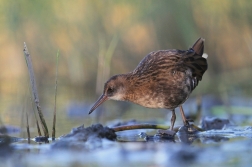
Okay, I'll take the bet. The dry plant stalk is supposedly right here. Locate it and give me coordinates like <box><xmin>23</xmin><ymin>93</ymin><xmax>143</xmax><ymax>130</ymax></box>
<box><xmin>26</xmin><ymin>112</ymin><xmax>31</xmax><ymax>144</ymax></box>
<box><xmin>52</xmin><ymin>50</ymin><xmax>59</xmax><ymax>140</ymax></box>
<box><xmin>112</xmin><ymin>124</ymin><xmax>204</xmax><ymax>133</ymax></box>
<box><xmin>28</xmin><ymin>86</ymin><xmax>42</xmax><ymax>136</ymax></box>
<box><xmin>112</xmin><ymin>124</ymin><xmax>170</xmax><ymax>132</ymax></box>
<box><xmin>36</xmin><ymin>120</ymin><xmax>42</xmax><ymax>136</ymax></box>
<box><xmin>23</xmin><ymin>42</ymin><xmax>49</xmax><ymax>138</ymax></box>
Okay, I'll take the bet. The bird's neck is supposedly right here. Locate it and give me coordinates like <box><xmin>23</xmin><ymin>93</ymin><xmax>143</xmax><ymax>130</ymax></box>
<box><xmin>122</xmin><ymin>73</ymin><xmax>150</xmax><ymax>102</ymax></box>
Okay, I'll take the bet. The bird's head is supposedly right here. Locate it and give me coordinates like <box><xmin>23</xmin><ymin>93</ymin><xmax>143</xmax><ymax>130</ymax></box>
<box><xmin>88</xmin><ymin>75</ymin><xmax>127</xmax><ymax>114</ymax></box>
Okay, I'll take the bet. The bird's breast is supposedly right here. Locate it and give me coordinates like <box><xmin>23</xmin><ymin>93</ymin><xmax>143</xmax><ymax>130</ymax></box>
<box><xmin>126</xmin><ymin>91</ymin><xmax>166</xmax><ymax>108</ymax></box>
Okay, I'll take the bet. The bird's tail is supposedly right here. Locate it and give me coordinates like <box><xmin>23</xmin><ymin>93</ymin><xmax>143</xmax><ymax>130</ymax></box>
<box><xmin>184</xmin><ymin>38</ymin><xmax>208</xmax><ymax>83</ymax></box>
<box><xmin>192</xmin><ymin>38</ymin><xmax>205</xmax><ymax>56</ymax></box>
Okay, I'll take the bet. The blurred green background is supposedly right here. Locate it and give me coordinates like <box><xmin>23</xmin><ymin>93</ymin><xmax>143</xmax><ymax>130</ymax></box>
<box><xmin>1</xmin><ymin>0</ymin><xmax>252</xmax><ymax>137</ymax></box>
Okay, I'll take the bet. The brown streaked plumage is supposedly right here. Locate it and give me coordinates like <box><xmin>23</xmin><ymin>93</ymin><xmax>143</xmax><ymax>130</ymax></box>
<box><xmin>89</xmin><ymin>38</ymin><xmax>208</xmax><ymax>131</ymax></box>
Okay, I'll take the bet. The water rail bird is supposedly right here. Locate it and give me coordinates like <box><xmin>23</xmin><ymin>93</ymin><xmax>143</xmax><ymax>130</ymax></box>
<box><xmin>89</xmin><ymin>38</ymin><xmax>208</xmax><ymax>131</ymax></box>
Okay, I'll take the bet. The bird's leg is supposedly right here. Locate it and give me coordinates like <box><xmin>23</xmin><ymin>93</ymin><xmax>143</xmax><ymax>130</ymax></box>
<box><xmin>170</xmin><ymin>109</ymin><xmax>176</xmax><ymax>130</ymax></box>
<box><xmin>179</xmin><ymin>106</ymin><xmax>189</xmax><ymax>126</ymax></box>
<box><xmin>157</xmin><ymin>109</ymin><xmax>176</xmax><ymax>137</ymax></box>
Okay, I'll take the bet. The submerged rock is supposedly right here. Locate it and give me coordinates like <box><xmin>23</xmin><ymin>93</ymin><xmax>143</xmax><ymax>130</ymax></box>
<box><xmin>51</xmin><ymin>124</ymin><xmax>116</xmax><ymax>150</ymax></box>
<box><xmin>201</xmin><ymin>117</ymin><xmax>230</xmax><ymax>130</ymax></box>
<box><xmin>0</xmin><ymin>135</ymin><xmax>13</xmax><ymax>157</ymax></box>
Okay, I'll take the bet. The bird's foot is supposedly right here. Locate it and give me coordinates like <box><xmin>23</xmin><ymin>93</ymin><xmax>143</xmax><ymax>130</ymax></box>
<box><xmin>157</xmin><ymin>129</ymin><xmax>176</xmax><ymax>138</ymax></box>
<box><xmin>183</xmin><ymin>119</ymin><xmax>192</xmax><ymax>126</ymax></box>
<box><xmin>178</xmin><ymin>123</ymin><xmax>202</xmax><ymax>134</ymax></box>
<box><xmin>186</xmin><ymin>118</ymin><xmax>194</xmax><ymax>123</ymax></box>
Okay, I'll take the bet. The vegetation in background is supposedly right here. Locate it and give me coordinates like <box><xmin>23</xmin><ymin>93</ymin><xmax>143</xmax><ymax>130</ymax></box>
<box><xmin>0</xmin><ymin>0</ymin><xmax>252</xmax><ymax>134</ymax></box>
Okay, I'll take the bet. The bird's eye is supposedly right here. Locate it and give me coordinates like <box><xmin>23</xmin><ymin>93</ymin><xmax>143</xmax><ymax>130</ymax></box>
<box><xmin>107</xmin><ymin>87</ymin><xmax>113</xmax><ymax>94</ymax></box>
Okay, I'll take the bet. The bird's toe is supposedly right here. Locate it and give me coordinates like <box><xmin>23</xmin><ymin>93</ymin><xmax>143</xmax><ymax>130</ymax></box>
<box><xmin>157</xmin><ymin>129</ymin><xmax>176</xmax><ymax>137</ymax></box>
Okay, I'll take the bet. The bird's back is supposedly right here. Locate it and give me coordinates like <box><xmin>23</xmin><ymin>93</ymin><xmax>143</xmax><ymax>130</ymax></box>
<box><xmin>132</xmin><ymin>38</ymin><xmax>207</xmax><ymax>90</ymax></box>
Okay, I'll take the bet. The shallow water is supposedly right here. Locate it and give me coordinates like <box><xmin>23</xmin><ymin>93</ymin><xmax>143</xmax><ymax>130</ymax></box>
<box><xmin>1</xmin><ymin>123</ymin><xmax>252</xmax><ymax>167</ymax></box>
<box><xmin>1</xmin><ymin>95</ymin><xmax>252</xmax><ymax>166</ymax></box>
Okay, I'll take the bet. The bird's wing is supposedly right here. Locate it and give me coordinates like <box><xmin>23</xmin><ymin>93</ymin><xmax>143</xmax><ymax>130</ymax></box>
<box><xmin>132</xmin><ymin>50</ymin><xmax>180</xmax><ymax>76</ymax></box>
<box><xmin>132</xmin><ymin>38</ymin><xmax>207</xmax><ymax>87</ymax></box>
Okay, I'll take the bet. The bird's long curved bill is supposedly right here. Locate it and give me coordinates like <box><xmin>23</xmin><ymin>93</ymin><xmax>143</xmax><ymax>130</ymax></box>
<box><xmin>88</xmin><ymin>94</ymin><xmax>108</xmax><ymax>114</ymax></box>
